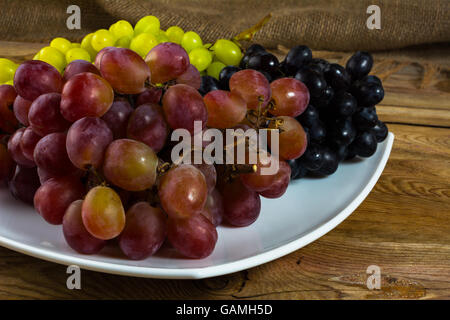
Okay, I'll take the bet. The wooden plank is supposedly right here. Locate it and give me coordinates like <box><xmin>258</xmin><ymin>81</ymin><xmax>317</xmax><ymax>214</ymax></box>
<box><xmin>0</xmin><ymin>123</ymin><xmax>448</xmax><ymax>299</ymax></box>
<box><xmin>0</xmin><ymin>41</ymin><xmax>44</xmax><ymax>61</ymax></box>
<box><xmin>381</xmin><ymin>75</ymin><xmax>450</xmax><ymax>111</ymax></box>
<box><xmin>378</xmin><ymin>105</ymin><xmax>450</xmax><ymax>127</ymax></box>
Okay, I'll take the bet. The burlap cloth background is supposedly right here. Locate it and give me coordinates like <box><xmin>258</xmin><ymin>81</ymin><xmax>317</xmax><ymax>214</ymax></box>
<box><xmin>1</xmin><ymin>0</ymin><xmax>449</xmax><ymax>82</ymax></box>
<box><xmin>1</xmin><ymin>0</ymin><xmax>448</xmax><ymax>51</ymax></box>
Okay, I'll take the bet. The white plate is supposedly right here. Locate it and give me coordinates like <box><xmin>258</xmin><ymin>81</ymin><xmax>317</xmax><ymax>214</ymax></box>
<box><xmin>0</xmin><ymin>133</ymin><xmax>394</xmax><ymax>279</ymax></box>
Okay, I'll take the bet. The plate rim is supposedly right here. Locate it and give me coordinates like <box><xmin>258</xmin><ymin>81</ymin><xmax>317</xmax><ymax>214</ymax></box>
<box><xmin>0</xmin><ymin>133</ymin><xmax>394</xmax><ymax>279</ymax></box>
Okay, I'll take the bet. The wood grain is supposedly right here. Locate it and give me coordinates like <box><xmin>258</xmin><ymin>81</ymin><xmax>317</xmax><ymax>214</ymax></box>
<box><xmin>0</xmin><ymin>41</ymin><xmax>449</xmax><ymax>300</ymax></box>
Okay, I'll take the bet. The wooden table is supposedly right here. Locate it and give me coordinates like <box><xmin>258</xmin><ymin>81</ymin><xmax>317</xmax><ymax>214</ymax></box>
<box><xmin>0</xmin><ymin>42</ymin><xmax>449</xmax><ymax>299</ymax></box>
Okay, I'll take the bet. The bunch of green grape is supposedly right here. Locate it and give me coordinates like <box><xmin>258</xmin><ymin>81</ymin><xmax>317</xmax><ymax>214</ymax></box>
<box><xmin>0</xmin><ymin>15</ymin><xmax>243</xmax><ymax>85</ymax></box>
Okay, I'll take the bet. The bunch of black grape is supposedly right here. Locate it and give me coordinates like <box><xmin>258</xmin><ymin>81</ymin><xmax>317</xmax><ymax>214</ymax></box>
<box><xmin>208</xmin><ymin>44</ymin><xmax>389</xmax><ymax>180</ymax></box>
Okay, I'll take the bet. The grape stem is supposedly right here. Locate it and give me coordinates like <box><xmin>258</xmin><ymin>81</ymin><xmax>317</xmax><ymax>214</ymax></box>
<box><xmin>245</xmin><ymin>96</ymin><xmax>266</xmax><ymax>129</ymax></box>
<box><xmin>232</xmin><ymin>13</ymin><xmax>272</xmax><ymax>47</ymax></box>
<box><xmin>157</xmin><ymin>161</ymin><xmax>172</xmax><ymax>174</ymax></box>
<box><xmin>245</xmin><ymin>97</ymin><xmax>282</xmax><ymax>130</ymax></box>
<box><xmin>204</xmin><ymin>43</ymin><xmax>214</xmax><ymax>52</ymax></box>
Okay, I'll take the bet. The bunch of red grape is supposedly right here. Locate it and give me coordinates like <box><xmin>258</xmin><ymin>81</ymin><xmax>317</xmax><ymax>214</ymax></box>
<box><xmin>0</xmin><ymin>41</ymin><xmax>312</xmax><ymax>260</ymax></box>
<box><xmin>0</xmin><ymin>38</ymin><xmax>387</xmax><ymax>261</ymax></box>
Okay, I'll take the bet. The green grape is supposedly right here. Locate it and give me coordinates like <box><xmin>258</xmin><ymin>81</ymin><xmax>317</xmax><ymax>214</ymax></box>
<box><xmin>39</xmin><ymin>46</ymin><xmax>66</xmax><ymax>72</ymax></box>
<box><xmin>166</xmin><ymin>26</ymin><xmax>184</xmax><ymax>44</ymax></box>
<box><xmin>91</xmin><ymin>29</ymin><xmax>116</xmax><ymax>52</ymax></box>
<box><xmin>115</xmin><ymin>36</ymin><xmax>132</xmax><ymax>48</ymax></box>
<box><xmin>156</xmin><ymin>30</ymin><xmax>169</xmax><ymax>43</ymax></box>
<box><xmin>81</xmin><ymin>33</ymin><xmax>98</xmax><ymax>60</ymax></box>
<box><xmin>134</xmin><ymin>15</ymin><xmax>160</xmax><ymax>36</ymax></box>
<box><xmin>32</xmin><ymin>52</ymin><xmax>40</xmax><ymax>60</ymax></box>
<box><xmin>207</xmin><ymin>61</ymin><xmax>226</xmax><ymax>79</ymax></box>
<box><xmin>4</xmin><ymin>79</ymin><xmax>14</xmax><ymax>86</ymax></box>
<box><xmin>188</xmin><ymin>47</ymin><xmax>212</xmax><ymax>72</ymax></box>
<box><xmin>130</xmin><ymin>33</ymin><xmax>158</xmax><ymax>58</ymax></box>
<box><xmin>181</xmin><ymin>31</ymin><xmax>203</xmax><ymax>53</ymax></box>
<box><xmin>65</xmin><ymin>48</ymin><xmax>91</xmax><ymax>63</ymax></box>
<box><xmin>50</xmin><ymin>37</ymin><xmax>72</xmax><ymax>54</ymax></box>
<box><xmin>109</xmin><ymin>20</ymin><xmax>134</xmax><ymax>39</ymax></box>
<box><xmin>71</xmin><ymin>43</ymin><xmax>81</xmax><ymax>48</ymax></box>
<box><xmin>0</xmin><ymin>58</ymin><xmax>18</xmax><ymax>83</ymax></box>
<box><xmin>213</xmin><ymin>39</ymin><xmax>242</xmax><ymax>66</ymax></box>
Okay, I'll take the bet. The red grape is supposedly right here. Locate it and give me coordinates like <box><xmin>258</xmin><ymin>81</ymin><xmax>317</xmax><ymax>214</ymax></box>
<box><xmin>0</xmin><ymin>142</ymin><xmax>14</xmax><ymax>185</ymax></box>
<box><xmin>220</xmin><ymin>178</ymin><xmax>261</xmax><ymax>227</ymax></box>
<box><xmin>270</xmin><ymin>78</ymin><xmax>310</xmax><ymax>117</ymax></box>
<box><xmin>13</xmin><ymin>60</ymin><xmax>63</xmax><ymax>101</ymax></box>
<box><xmin>94</xmin><ymin>47</ymin><xmax>114</xmax><ymax>69</ymax></box>
<box><xmin>145</xmin><ymin>43</ymin><xmax>189</xmax><ymax>84</ymax></box>
<box><xmin>176</xmin><ymin>64</ymin><xmax>201</xmax><ymax>89</ymax></box>
<box><xmin>167</xmin><ymin>214</ymin><xmax>217</xmax><ymax>259</ymax></box>
<box><xmin>63</xmin><ymin>200</ymin><xmax>107</xmax><ymax>254</ymax></box>
<box><xmin>103</xmin><ymin>139</ymin><xmax>158</xmax><ymax>191</ymax></box>
<box><xmin>7</xmin><ymin>128</ymin><xmax>35</xmax><ymax>167</ymax></box>
<box><xmin>82</xmin><ymin>186</ymin><xmax>125</xmax><ymax>240</ymax></box>
<box><xmin>201</xmin><ymin>188</ymin><xmax>224</xmax><ymax>226</ymax></box>
<box><xmin>60</xmin><ymin>72</ymin><xmax>114</xmax><ymax>122</ymax></box>
<box><xmin>34</xmin><ymin>176</ymin><xmax>85</xmax><ymax>225</ymax></box>
<box><xmin>162</xmin><ymin>84</ymin><xmax>207</xmax><ymax>134</ymax></box>
<box><xmin>20</xmin><ymin>127</ymin><xmax>41</xmax><ymax>161</ymax></box>
<box><xmin>37</xmin><ymin>167</ymin><xmax>53</xmax><ymax>184</ymax></box>
<box><xmin>119</xmin><ymin>202</ymin><xmax>167</xmax><ymax>260</ymax></box>
<box><xmin>158</xmin><ymin>164</ymin><xmax>208</xmax><ymax>219</ymax></box>
<box><xmin>63</xmin><ymin>60</ymin><xmax>101</xmax><ymax>82</ymax></box>
<box><xmin>66</xmin><ymin>117</ymin><xmax>113</xmax><ymax>170</ymax></box>
<box><xmin>8</xmin><ymin>165</ymin><xmax>40</xmax><ymax>205</ymax></box>
<box><xmin>0</xmin><ymin>85</ymin><xmax>19</xmax><ymax>133</ymax></box>
<box><xmin>229</xmin><ymin>69</ymin><xmax>271</xmax><ymax>110</ymax></box>
<box><xmin>193</xmin><ymin>163</ymin><xmax>217</xmax><ymax>194</ymax></box>
<box><xmin>99</xmin><ymin>47</ymin><xmax>150</xmax><ymax>94</ymax></box>
<box><xmin>37</xmin><ymin>167</ymin><xmax>83</xmax><ymax>185</ymax></box>
<box><xmin>34</xmin><ymin>132</ymin><xmax>76</xmax><ymax>176</ymax></box>
<box><xmin>101</xmin><ymin>99</ymin><xmax>133</xmax><ymax>139</ymax></box>
<box><xmin>127</xmin><ymin>103</ymin><xmax>168</xmax><ymax>153</ymax></box>
<box><xmin>136</xmin><ymin>87</ymin><xmax>163</xmax><ymax>106</ymax></box>
<box><xmin>240</xmin><ymin>152</ymin><xmax>281</xmax><ymax>192</ymax></box>
<box><xmin>204</xmin><ymin>90</ymin><xmax>247</xmax><ymax>128</ymax></box>
<box><xmin>13</xmin><ymin>95</ymin><xmax>32</xmax><ymax>126</ymax></box>
<box><xmin>259</xmin><ymin>160</ymin><xmax>291</xmax><ymax>199</ymax></box>
<box><xmin>269</xmin><ymin>116</ymin><xmax>308</xmax><ymax>160</ymax></box>
<box><xmin>28</xmin><ymin>93</ymin><xmax>70</xmax><ymax>136</ymax></box>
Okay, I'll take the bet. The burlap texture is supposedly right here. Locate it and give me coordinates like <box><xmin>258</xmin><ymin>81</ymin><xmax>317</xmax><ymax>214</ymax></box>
<box><xmin>0</xmin><ymin>0</ymin><xmax>449</xmax><ymax>51</ymax></box>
